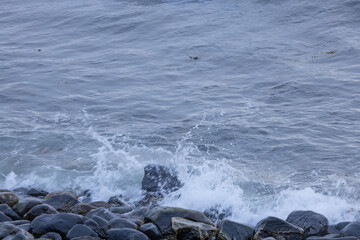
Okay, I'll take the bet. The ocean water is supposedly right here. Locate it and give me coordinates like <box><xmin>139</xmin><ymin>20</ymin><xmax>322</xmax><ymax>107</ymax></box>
<box><xmin>1</xmin><ymin>0</ymin><xmax>360</xmax><ymax>225</ymax></box>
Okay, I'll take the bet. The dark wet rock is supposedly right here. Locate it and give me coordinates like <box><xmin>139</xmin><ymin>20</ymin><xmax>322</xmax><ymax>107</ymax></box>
<box><xmin>286</xmin><ymin>210</ymin><xmax>328</xmax><ymax>237</ymax></box>
<box><xmin>44</xmin><ymin>193</ymin><xmax>78</xmax><ymax>212</ymax></box>
<box><xmin>124</xmin><ymin>216</ymin><xmax>144</xmax><ymax>227</ymax></box>
<box><xmin>340</xmin><ymin>221</ymin><xmax>360</xmax><ymax>237</ymax></box>
<box><xmin>4</xmin><ymin>220</ymin><xmax>30</xmax><ymax>226</ymax></box>
<box><xmin>0</xmin><ymin>211</ymin><xmax>12</xmax><ymax>222</ymax></box>
<box><xmin>30</xmin><ymin>213</ymin><xmax>84</xmax><ymax>237</ymax></box>
<box><xmin>261</xmin><ymin>238</ymin><xmax>276</xmax><ymax>240</ymax></box>
<box><xmin>110</xmin><ymin>206</ymin><xmax>132</xmax><ymax>215</ymax></box>
<box><xmin>0</xmin><ymin>204</ymin><xmax>20</xmax><ymax>220</ymax></box>
<box><xmin>142</xmin><ymin>165</ymin><xmax>183</xmax><ymax>195</ymax></box>
<box><xmin>107</xmin><ymin>228</ymin><xmax>149</xmax><ymax>240</ymax></box>
<box><xmin>126</xmin><ymin>207</ymin><xmax>150</xmax><ymax>220</ymax></box>
<box><xmin>26</xmin><ymin>188</ymin><xmax>49</xmax><ymax>198</ymax></box>
<box><xmin>70</xmin><ymin>204</ymin><xmax>96</xmax><ymax>216</ymax></box>
<box><xmin>171</xmin><ymin>217</ymin><xmax>217</xmax><ymax>240</ymax></box>
<box><xmin>0</xmin><ymin>223</ymin><xmax>34</xmax><ymax>240</ymax></box>
<box><xmin>108</xmin><ymin>195</ymin><xmax>126</xmax><ymax>206</ymax></box>
<box><xmin>137</xmin><ymin>193</ymin><xmax>164</xmax><ymax>206</ymax></box>
<box><xmin>89</xmin><ymin>201</ymin><xmax>110</xmax><ymax>209</ymax></box>
<box><xmin>18</xmin><ymin>223</ymin><xmax>31</xmax><ymax>232</ymax></box>
<box><xmin>90</xmin><ymin>215</ymin><xmax>108</xmax><ymax>228</ymax></box>
<box><xmin>40</xmin><ymin>232</ymin><xmax>62</xmax><ymax>240</ymax></box>
<box><xmin>45</xmin><ymin>191</ymin><xmax>78</xmax><ymax>200</ymax></box>
<box><xmin>66</xmin><ymin>224</ymin><xmax>98</xmax><ymax>239</ymax></box>
<box><xmin>254</xmin><ymin>216</ymin><xmax>304</xmax><ymax>240</ymax></box>
<box><xmin>140</xmin><ymin>223</ymin><xmax>162</xmax><ymax>240</ymax></box>
<box><xmin>144</xmin><ymin>206</ymin><xmax>213</xmax><ymax>235</ymax></box>
<box><xmin>86</xmin><ymin>207</ymin><xmax>119</xmax><ymax>221</ymax></box>
<box><xmin>70</xmin><ymin>237</ymin><xmax>100</xmax><ymax>240</ymax></box>
<box><xmin>335</xmin><ymin>222</ymin><xmax>351</xmax><ymax>231</ymax></box>
<box><xmin>203</xmin><ymin>205</ymin><xmax>232</xmax><ymax>224</ymax></box>
<box><xmin>24</xmin><ymin>204</ymin><xmax>57</xmax><ymax>221</ymax></box>
<box><xmin>0</xmin><ymin>189</ymin><xmax>13</xmax><ymax>193</ymax></box>
<box><xmin>0</xmin><ymin>191</ymin><xmax>19</xmax><ymax>207</ymax></box>
<box><xmin>307</xmin><ymin>236</ymin><xmax>357</xmax><ymax>240</ymax></box>
<box><xmin>108</xmin><ymin>218</ymin><xmax>138</xmax><ymax>229</ymax></box>
<box><xmin>217</xmin><ymin>219</ymin><xmax>254</xmax><ymax>240</ymax></box>
<box><xmin>84</xmin><ymin>218</ymin><xmax>106</xmax><ymax>238</ymax></box>
<box><xmin>13</xmin><ymin>198</ymin><xmax>43</xmax><ymax>217</ymax></box>
<box><xmin>327</xmin><ymin>225</ymin><xmax>339</xmax><ymax>234</ymax></box>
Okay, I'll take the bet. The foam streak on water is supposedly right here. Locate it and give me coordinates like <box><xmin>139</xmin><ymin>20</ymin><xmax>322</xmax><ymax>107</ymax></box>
<box><xmin>1</xmin><ymin>0</ymin><xmax>360</xmax><ymax>226</ymax></box>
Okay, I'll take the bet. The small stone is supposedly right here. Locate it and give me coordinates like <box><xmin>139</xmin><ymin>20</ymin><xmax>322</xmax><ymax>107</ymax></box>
<box><xmin>217</xmin><ymin>219</ymin><xmax>254</xmax><ymax>240</ymax></box>
<box><xmin>40</xmin><ymin>232</ymin><xmax>62</xmax><ymax>240</ymax></box>
<box><xmin>286</xmin><ymin>210</ymin><xmax>328</xmax><ymax>237</ymax></box>
<box><xmin>254</xmin><ymin>216</ymin><xmax>304</xmax><ymax>240</ymax></box>
<box><xmin>89</xmin><ymin>201</ymin><xmax>110</xmax><ymax>208</ymax></box>
<box><xmin>66</xmin><ymin>224</ymin><xmax>98</xmax><ymax>239</ymax></box>
<box><xmin>27</xmin><ymin>188</ymin><xmax>49</xmax><ymax>198</ymax></box>
<box><xmin>144</xmin><ymin>206</ymin><xmax>213</xmax><ymax>235</ymax></box>
<box><xmin>0</xmin><ymin>192</ymin><xmax>19</xmax><ymax>207</ymax></box>
<box><xmin>70</xmin><ymin>204</ymin><xmax>96</xmax><ymax>216</ymax></box>
<box><xmin>86</xmin><ymin>207</ymin><xmax>119</xmax><ymax>221</ymax></box>
<box><xmin>108</xmin><ymin>218</ymin><xmax>138</xmax><ymax>229</ymax></box>
<box><xmin>0</xmin><ymin>204</ymin><xmax>20</xmax><ymax>220</ymax></box>
<box><xmin>171</xmin><ymin>217</ymin><xmax>217</xmax><ymax>240</ymax></box>
<box><xmin>107</xmin><ymin>228</ymin><xmax>149</xmax><ymax>240</ymax></box>
<box><xmin>140</xmin><ymin>223</ymin><xmax>162</xmax><ymax>240</ymax></box>
<box><xmin>12</xmin><ymin>198</ymin><xmax>43</xmax><ymax>217</ymax></box>
<box><xmin>110</xmin><ymin>206</ymin><xmax>132</xmax><ymax>214</ymax></box>
<box><xmin>84</xmin><ymin>218</ymin><xmax>106</xmax><ymax>238</ymax></box>
<box><xmin>44</xmin><ymin>193</ymin><xmax>78</xmax><ymax>212</ymax></box>
<box><xmin>24</xmin><ymin>204</ymin><xmax>57</xmax><ymax>221</ymax></box>
<box><xmin>45</xmin><ymin>191</ymin><xmax>78</xmax><ymax>200</ymax></box>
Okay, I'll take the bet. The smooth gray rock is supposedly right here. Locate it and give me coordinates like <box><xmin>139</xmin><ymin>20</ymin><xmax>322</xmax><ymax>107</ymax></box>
<box><xmin>307</xmin><ymin>236</ymin><xmax>357</xmax><ymax>240</ymax></box>
<box><xmin>107</xmin><ymin>228</ymin><xmax>149</xmax><ymax>240</ymax></box>
<box><xmin>217</xmin><ymin>219</ymin><xmax>254</xmax><ymax>240</ymax></box>
<box><xmin>144</xmin><ymin>206</ymin><xmax>213</xmax><ymax>235</ymax></box>
<box><xmin>254</xmin><ymin>216</ymin><xmax>304</xmax><ymax>240</ymax></box>
<box><xmin>66</xmin><ymin>224</ymin><xmax>98</xmax><ymax>239</ymax></box>
<box><xmin>17</xmin><ymin>223</ymin><xmax>30</xmax><ymax>232</ymax></box>
<box><xmin>44</xmin><ymin>194</ymin><xmax>78</xmax><ymax>212</ymax></box>
<box><xmin>108</xmin><ymin>218</ymin><xmax>137</xmax><ymax>229</ymax></box>
<box><xmin>171</xmin><ymin>217</ymin><xmax>217</xmax><ymax>240</ymax></box>
<box><xmin>30</xmin><ymin>213</ymin><xmax>84</xmax><ymax>237</ymax></box>
<box><xmin>286</xmin><ymin>210</ymin><xmax>328</xmax><ymax>237</ymax></box>
<box><xmin>84</xmin><ymin>218</ymin><xmax>106</xmax><ymax>238</ymax></box>
<box><xmin>86</xmin><ymin>207</ymin><xmax>119</xmax><ymax>221</ymax></box>
<box><xmin>335</xmin><ymin>222</ymin><xmax>351</xmax><ymax>231</ymax></box>
<box><xmin>24</xmin><ymin>204</ymin><xmax>57</xmax><ymax>221</ymax></box>
<box><xmin>340</xmin><ymin>221</ymin><xmax>360</xmax><ymax>237</ymax></box>
<box><xmin>0</xmin><ymin>204</ymin><xmax>20</xmax><ymax>220</ymax></box>
<box><xmin>40</xmin><ymin>232</ymin><xmax>62</xmax><ymax>240</ymax></box>
<box><xmin>0</xmin><ymin>192</ymin><xmax>19</xmax><ymax>207</ymax></box>
<box><xmin>0</xmin><ymin>223</ymin><xmax>34</xmax><ymax>240</ymax></box>
<box><xmin>139</xmin><ymin>223</ymin><xmax>162</xmax><ymax>240</ymax></box>
<box><xmin>0</xmin><ymin>212</ymin><xmax>12</xmax><ymax>222</ymax></box>
<box><xmin>26</xmin><ymin>188</ymin><xmax>48</xmax><ymax>198</ymax></box>
<box><xmin>327</xmin><ymin>225</ymin><xmax>339</xmax><ymax>234</ymax></box>
<box><xmin>12</xmin><ymin>198</ymin><xmax>43</xmax><ymax>217</ymax></box>
<box><xmin>110</xmin><ymin>206</ymin><xmax>132</xmax><ymax>215</ymax></box>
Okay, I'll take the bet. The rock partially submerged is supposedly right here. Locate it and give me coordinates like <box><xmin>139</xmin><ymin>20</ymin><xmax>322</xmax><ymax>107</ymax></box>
<box><xmin>286</xmin><ymin>210</ymin><xmax>328</xmax><ymax>238</ymax></box>
<box><xmin>217</xmin><ymin>219</ymin><xmax>254</xmax><ymax>240</ymax></box>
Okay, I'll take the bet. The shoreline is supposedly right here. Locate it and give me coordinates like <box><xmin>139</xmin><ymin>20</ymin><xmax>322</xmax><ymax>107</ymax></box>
<box><xmin>0</xmin><ymin>165</ymin><xmax>359</xmax><ymax>240</ymax></box>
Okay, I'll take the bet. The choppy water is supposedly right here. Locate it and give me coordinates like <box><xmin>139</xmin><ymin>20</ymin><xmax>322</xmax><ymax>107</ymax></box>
<box><xmin>1</xmin><ymin>0</ymin><xmax>360</xmax><ymax>225</ymax></box>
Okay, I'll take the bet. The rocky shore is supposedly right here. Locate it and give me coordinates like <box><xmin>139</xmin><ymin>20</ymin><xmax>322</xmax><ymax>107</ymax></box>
<box><xmin>0</xmin><ymin>164</ymin><xmax>359</xmax><ymax>240</ymax></box>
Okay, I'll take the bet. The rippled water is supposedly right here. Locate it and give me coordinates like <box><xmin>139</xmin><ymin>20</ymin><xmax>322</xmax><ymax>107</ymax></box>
<box><xmin>1</xmin><ymin>0</ymin><xmax>360</xmax><ymax>225</ymax></box>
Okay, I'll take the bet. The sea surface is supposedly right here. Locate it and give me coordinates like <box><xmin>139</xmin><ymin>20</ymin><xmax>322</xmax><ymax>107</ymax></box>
<box><xmin>1</xmin><ymin>0</ymin><xmax>360</xmax><ymax>225</ymax></box>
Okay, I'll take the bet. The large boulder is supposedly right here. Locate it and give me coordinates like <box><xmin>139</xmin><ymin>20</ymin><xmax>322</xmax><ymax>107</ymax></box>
<box><xmin>286</xmin><ymin>210</ymin><xmax>328</xmax><ymax>237</ymax></box>
<box><xmin>217</xmin><ymin>219</ymin><xmax>254</xmax><ymax>240</ymax></box>
<box><xmin>13</xmin><ymin>198</ymin><xmax>43</xmax><ymax>217</ymax></box>
<box><xmin>142</xmin><ymin>165</ymin><xmax>183</xmax><ymax>195</ymax></box>
<box><xmin>107</xmin><ymin>228</ymin><xmax>149</xmax><ymax>240</ymax></box>
<box><xmin>144</xmin><ymin>206</ymin><xmax>213</xmax><ymax>235</ymax></box>
<box><xmin>0</xmin><ymin>223</ymin><xmax>34</xmax><ymax>240</ymax></box>
<box><xmin>171</xmin><ymin>217</ymin><xmax>217</xmax><ymax>240</ymax></box>
<box><xmin>254</xmin><ymin>216</ymin><xmax>304</xmax><ymax>240</ymax></box>
<box><xmin>30</xmin><ymin>213</ymin><xmax>84</xmax><ymax>237</ymax></box>
<box><xmin>340</xmin><ymin>221</ymin><xmax>360</xmax><ymax>237</ymax></box>
<box><xmin>139</xmin><ymin>223</ymin><xmax>162</xmax><ymax>240</ymax></box>
<box><xmin>0</xmin><ymin>204</ymin><xmax>20</xmax><ymax>220</ymax></box>
<box><xmin>108</xmin><ymin>218</ymin><xmax>138</xmax><ymax>229</ymax></box>
<box><xmin>66</xmin><ymin>224</ymin><xmax>98</xmax><ymax>239</ymax></box>
<box><xmin>0</xmin><ymin>191</ymin><xmax>19</xmax><ymax>207</ymax></box>
<box><xmin>24</xmin><ymin>204</ymin><xmax>57</xmax><ymax>221</ymax></box>
<box><xmin>44</xmin><ymin>193</ymin><xmax>78</xmax><ymax>212</ymax></box>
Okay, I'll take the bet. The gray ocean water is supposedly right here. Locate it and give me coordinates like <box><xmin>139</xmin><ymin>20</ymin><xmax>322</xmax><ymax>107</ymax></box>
<box><xmin>1</xmin><ymin>0</ymin><xmax>360</xmax><ymax>225</ymax></box>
